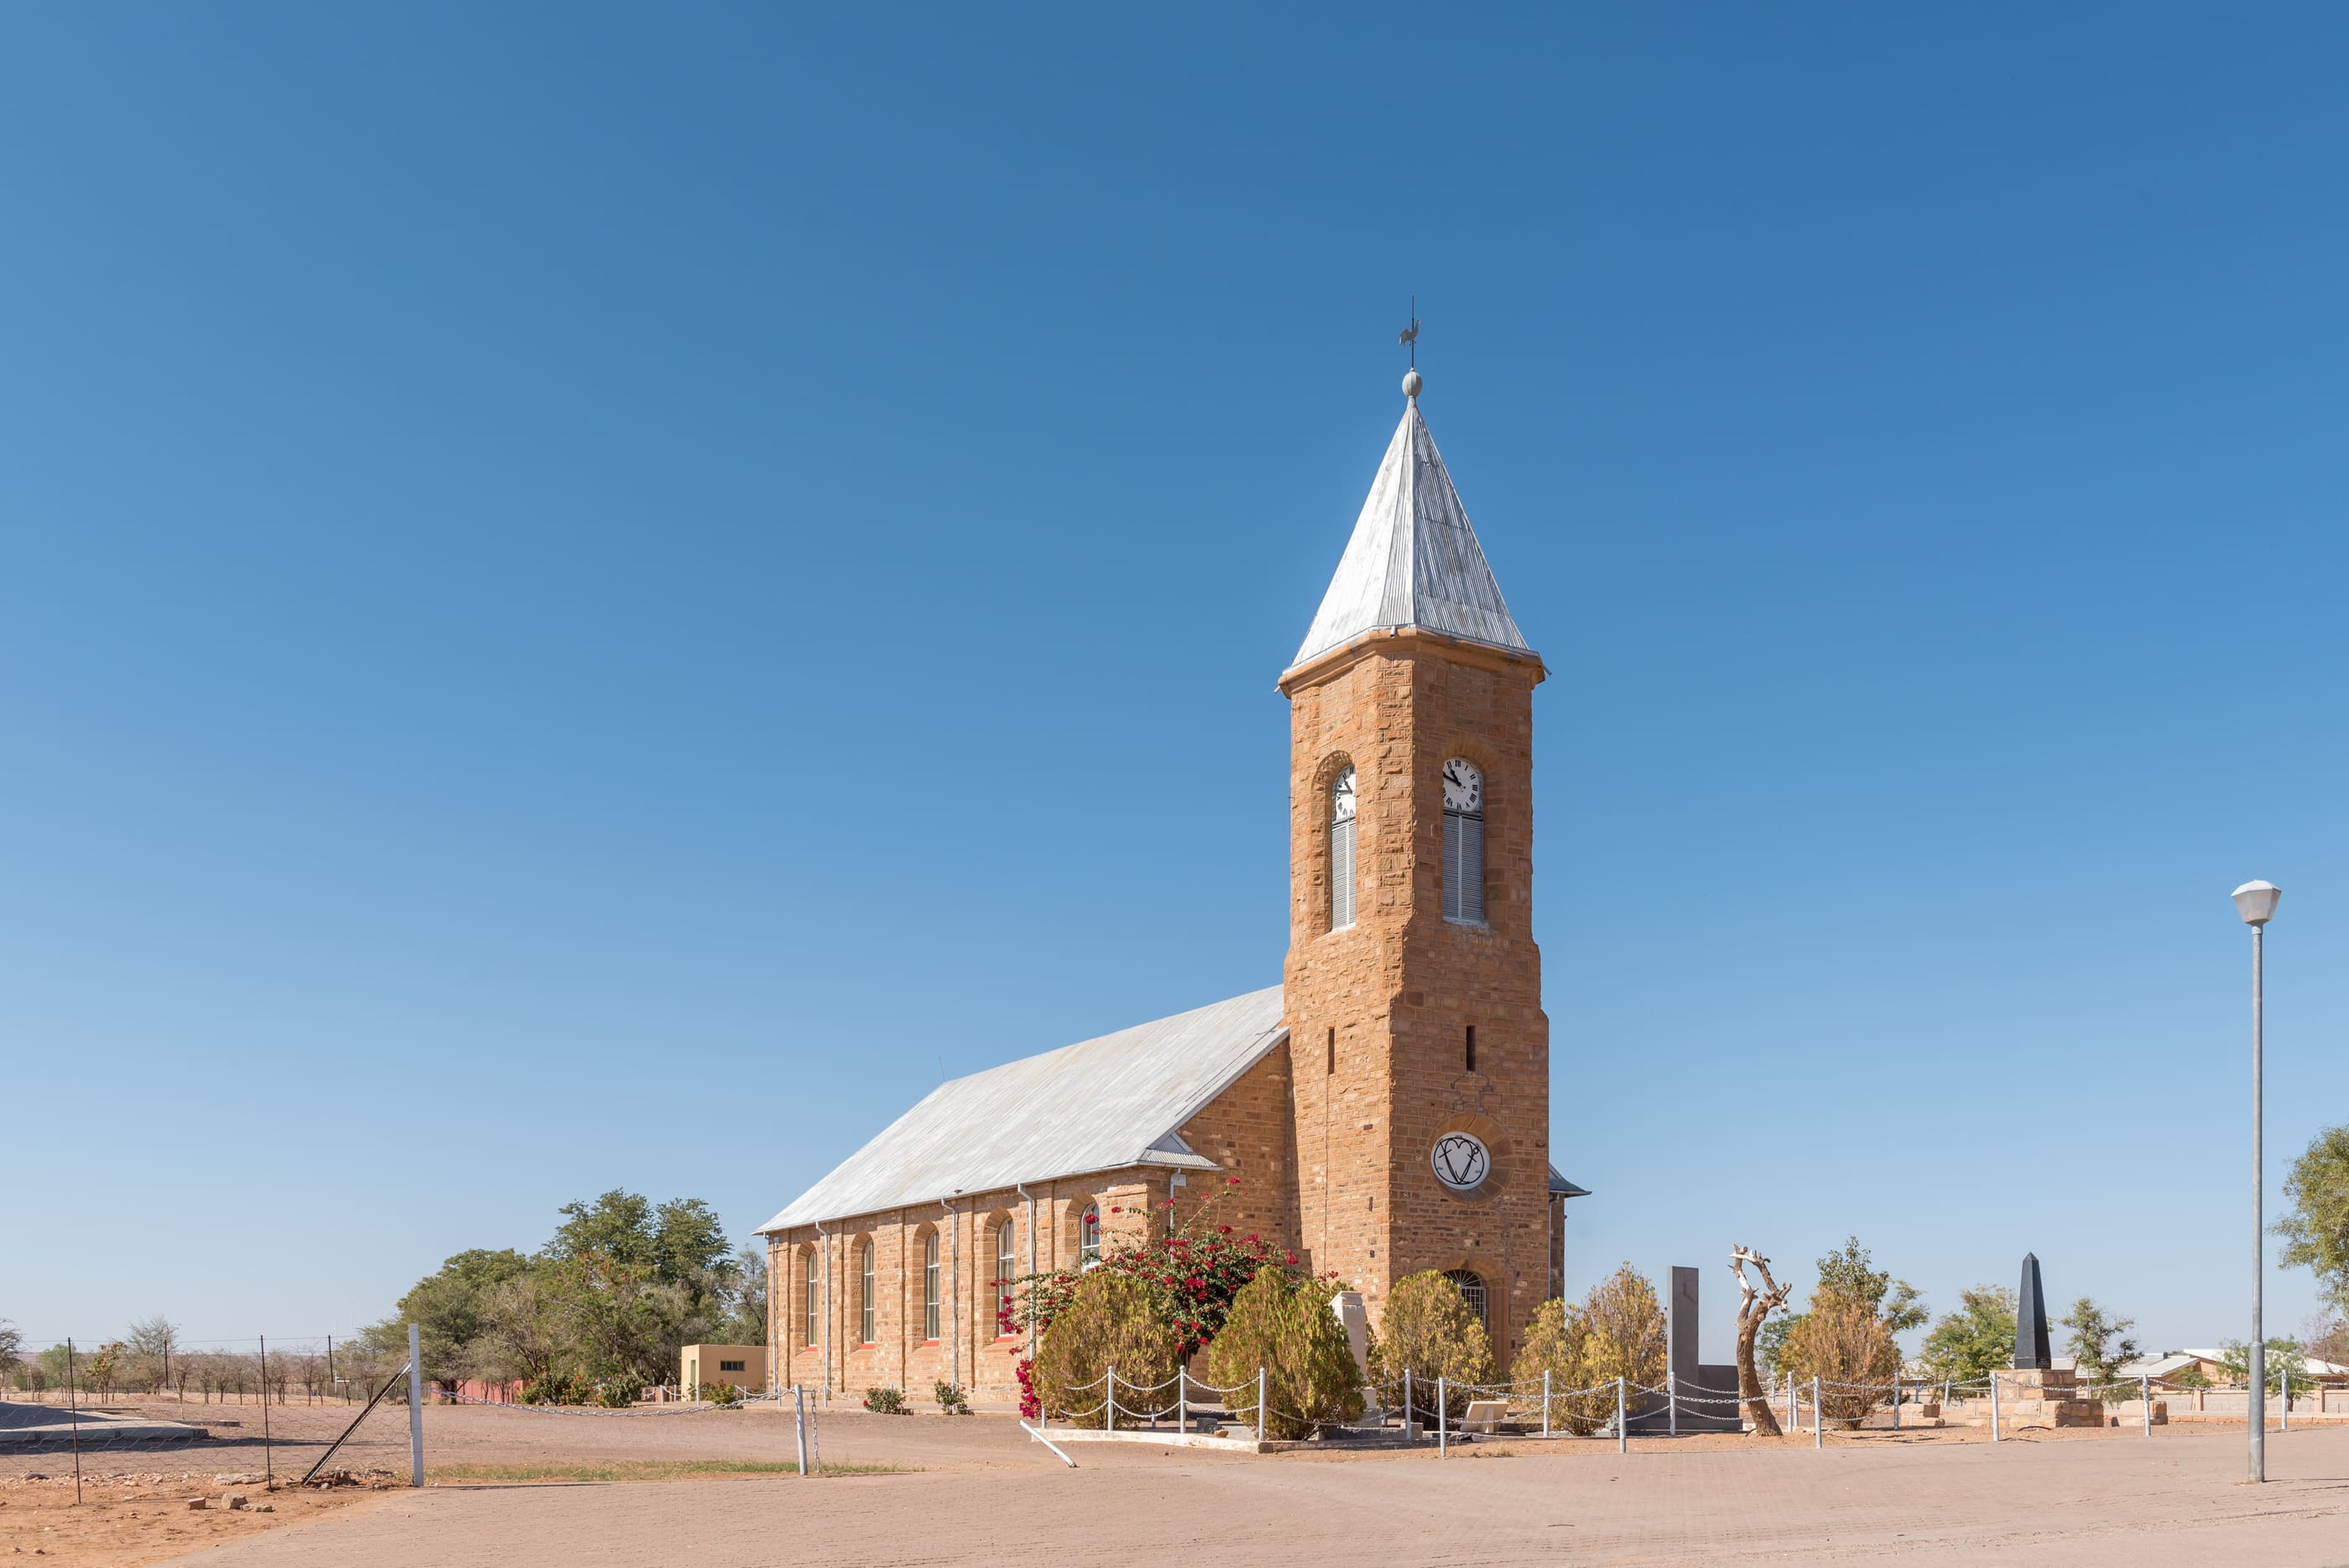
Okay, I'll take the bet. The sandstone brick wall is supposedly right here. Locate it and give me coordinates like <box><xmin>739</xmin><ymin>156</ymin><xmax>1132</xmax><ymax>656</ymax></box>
<box><xmin>1279</xmin><ymin>628</ymin><xmax>1555</xmax><ymax>1357</ymax></box>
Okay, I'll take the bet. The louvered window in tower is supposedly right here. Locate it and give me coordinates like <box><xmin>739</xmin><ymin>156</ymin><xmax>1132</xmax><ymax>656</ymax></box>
<box><xmin>859</xmin><ymin>1242</ymin><xmax>876</xmax><ymax>1344</ymax></box>
<box><xmin>803</xmin><ymin>1253</ymin><xmax>820</xmax><ymax>1347</ymax></box>
<box><xmin>1330</xmin><ymin>766</ymin><xmax>1357</xmax><ymax>931</ymax></box>
<box><xmin>995</xmin><ymin>1222</ymin><xmax>1016</xmax><ymax>1326</ymax></box>
<box><xmin>1440</xmin><ymin>757</ymin><xmax>1485</xmax><ymax>925</ymax></box>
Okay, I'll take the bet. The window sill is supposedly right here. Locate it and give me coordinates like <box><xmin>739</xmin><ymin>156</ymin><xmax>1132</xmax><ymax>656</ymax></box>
<box><xmin>922</xmin><ymin>1338</ymin><xmax>940</xmax><ymax>1347</ymax></box>
<box><xmin>1441</xmin><ymin>917</ymin><xmax>1492</xmax><ymax>932</ymax></box>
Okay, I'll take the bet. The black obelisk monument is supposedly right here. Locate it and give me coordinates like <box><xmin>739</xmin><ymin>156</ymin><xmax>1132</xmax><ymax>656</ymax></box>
<box><xmin>2015</xmin><ymin>1253</ymin><xmax>2052</xmax><ymax>1369</ymax></box>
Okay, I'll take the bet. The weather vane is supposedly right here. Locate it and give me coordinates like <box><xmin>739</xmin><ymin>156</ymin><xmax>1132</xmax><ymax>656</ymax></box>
<box><xmin>1398</xmin><ymin>295</ymin><xmax>1420</xmax><ymax>368</ymax></box>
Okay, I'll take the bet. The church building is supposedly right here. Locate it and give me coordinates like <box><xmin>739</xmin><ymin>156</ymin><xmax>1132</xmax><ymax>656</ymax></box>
<box><xmin>759</xmin><ymin>367</ymin><xmax>1585</xmax><ymax>1402</ymax></box>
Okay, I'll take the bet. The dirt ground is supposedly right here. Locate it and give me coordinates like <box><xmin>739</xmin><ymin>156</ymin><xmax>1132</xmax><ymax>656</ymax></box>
<box><xmin>8</xmin><ymin>1400</ymin><xmax>2348</xmax><ymax>1565</ymax></box>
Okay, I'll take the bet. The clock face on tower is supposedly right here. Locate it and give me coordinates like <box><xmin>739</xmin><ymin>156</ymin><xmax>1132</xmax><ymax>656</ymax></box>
<box><xmin>1440</xmin><ymin>758</ymin><xmax>1482</xmax><ymax>813</ymax></box>
<box><xmin>1430</xmin><ymin>1132</ymin><xmax>1490</xmax><ymax>1191</ymax></box>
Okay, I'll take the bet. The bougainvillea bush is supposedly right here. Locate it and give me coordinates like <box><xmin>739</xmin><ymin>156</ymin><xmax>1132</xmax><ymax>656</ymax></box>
<box><xmin>1206</xmin><ymin>1269</ymin><xmax>1364</xmax><ymax>1438</ymax></box>
<box><xmin>1006</xmin><ymin>1183</ymin><xmax>1314</xmax><ymax>1420</ymax></box>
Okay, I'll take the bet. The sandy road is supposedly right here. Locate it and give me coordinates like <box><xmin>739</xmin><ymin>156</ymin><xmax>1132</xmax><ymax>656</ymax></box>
<box><xmin>153</xmin><ymin>1414</ymin><xmax>2349</xmax><ymax>1566</ymax></box>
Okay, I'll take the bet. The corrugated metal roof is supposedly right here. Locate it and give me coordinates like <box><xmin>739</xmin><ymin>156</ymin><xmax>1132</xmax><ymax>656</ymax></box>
<box><xmin>1289</xmin><ymin>397</ymin><xmax>1532</xmax><ymax>672</ymax></box>
<box><xmin>758</xmin><ymin>987</ymin><xmax>1287</xmax><ymax>1232</ymax></box>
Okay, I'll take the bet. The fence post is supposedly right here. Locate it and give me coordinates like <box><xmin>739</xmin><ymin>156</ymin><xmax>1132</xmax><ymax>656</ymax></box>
<box><xmin>1542</xmin><ymin>1369</ymin><xmax>1551</xmax><ymax>1439</ymax></box>
<box><xmin>1616</xmin><ymin>1376</ymin><xmax>1627</xmax><ymax>1455</ymax></box>
<box><xmin>406</xmin><ymin>1322</ymin><xmax>424</xmax><ymax>1487</ymax></box>
<box><xmin>794</xmin><ymin>1384</ymin><xmax>809</xmax><ymax>1475</ymax></box>
<box><xmin>1989</xmin><ymin>1371</ymin><xmax>2001</xmax><ymax>1443</ymax></box>
<box><xmin>1784</xmin><ymin>1370</ymin><xmax>1794</xmax><ymax>1430</ymax></box>
<box><xmin>1178</xmin><ymin>1367</ymin><xmax>1187</xmax><ymax>1435</ymax></box>
<box><xmin>2280</xmin><ymin>1367</ymin><xmax>2289</xmax><ymax>1432</ymax></box>
<box><xmin>1256</xmin><ymin>1368</ymin><xmax>1266</xmax><ymax>1445</ymax></box>
<box><xmin>1892</xmin><ymin>1373</ymin><xmax>1900</xmax><ymax>1432</ymax></box>
<box><xmin>2141</xmin><ymin>1373</ymin><xmax>2151</xmax><ymax>1438</ymax></box>
<box><xmin>1106</xmin><ymin>1365</ymin><xmax>1116</xmax><ymax>1433</ymax></box>
<box><xmin>1812</xmin><ymin>1376</ymin><xmax>1821</xmax><ymax>1449</ymax></box>
<box><xmin>1437</xmin><ymin>1376</ymin><xmax>1447</xmax><ymax>1456</ymax></box>
<box><xmin>1668</xmin><ymin>1367</ymin><xmax>1678</xmax><ymax>1439</ymax></box>
<box><xmin>1404</xmin><ymin>1367</ymin><xmax>1414</xmax><ymax>1440</ymax></box>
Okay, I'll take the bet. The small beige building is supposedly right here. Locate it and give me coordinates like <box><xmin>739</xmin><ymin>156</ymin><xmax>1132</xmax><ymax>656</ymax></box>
<box><xmin>681</xmin><ymin>1344</ymin><xmax>765</xmax><ymax>1393</ymax></box>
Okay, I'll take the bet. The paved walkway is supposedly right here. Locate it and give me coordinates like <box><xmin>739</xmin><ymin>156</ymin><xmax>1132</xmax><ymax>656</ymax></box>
<box><xmin>176</xmin><ymin>1421</ymin><xmax>2349</xmax><ymax>1565</ymax></box>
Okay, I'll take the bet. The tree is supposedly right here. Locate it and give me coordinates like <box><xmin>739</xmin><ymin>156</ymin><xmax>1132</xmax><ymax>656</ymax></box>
<box><xmin>2219</xmin><ymin>1338</ymin><xmax>2306</xmax><ymax>1391</ymax></box>
<box><xmin>719</xmin><ymin>1243</ymin><xmax>768</xmax><ymax>1346</ymax></box>
<box><xmin>1919</xmin><ymin>1286</ymin><xmax>2016</xmax><ymax>1385</ymax></box>
<box><xmin>2278</xmin><ymin>1127</ymin><xmax>2349</xmax><ymax>1315</ymax></box>
<box><xmin>2059</xmin><ymin>1297</ymin><xmax>2139</xmax><ymax>1399</ymax></box>
<box><xmin>1730</xmin><ymin>1247</ymin><xmax>1792</xmax><ymax>1436</ymax></box>
<box><xmin>0</xmin><ymin>1321</ymin><xmax>22</xmax><ymax>1388</ymax></box>
<box><xmin>1778</xmin><ymin>1290</ymin><xmax>1898</xmax><ymax>1427</ymax></box>
<box><xmin>378</xmin><ymin>1248</ymin><xmax>532</xmax><ymax>1383</ymax></box>
<box><xmin>2301</xmin><ymin>1313</ymin><xmax>2348</xmax><ymax>1367</ymax></box>
<box><xmin>1367</xmin><ymin>1271</ymin><xmax>1493</xmax><ymax>1418</ymax></box>
<box><xmin>125</xmin><ymin>1316</ymin><xmax>180</xmax><ymax>1394</ymax></box>
<box><xmin>1576</xmin><ymin>1263</ymin><xmax>1668</xmax><ymax>1402</ymax></box>
<box><xmin>1768</xmin><ymin>1237</ymin><xmax>1926</xmax><ymax>1373</ymax></box>
<box><xmin>1513</xmin><ymin>1297</ymin><xmax>1605</xmax><ymax>1435</ymax></box>
<box><xmin>1208</xmin><ymin>1271</ymin><xmax>1363</xmax><ymax>1439</ymax></box>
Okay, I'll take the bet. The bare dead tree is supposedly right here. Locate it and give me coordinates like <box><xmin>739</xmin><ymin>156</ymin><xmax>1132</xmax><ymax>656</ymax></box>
<box><xmin>1731</xmin><ymin>1245</ymin><xmax>1793</xmax><ymax>1436</ymax></box>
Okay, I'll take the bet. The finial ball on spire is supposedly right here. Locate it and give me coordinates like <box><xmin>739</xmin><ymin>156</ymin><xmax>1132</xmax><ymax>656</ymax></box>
<box><xmin>1402</xmin><ymin>367</ymin><xmax>1423</xmax><ymax>400</ymax></box>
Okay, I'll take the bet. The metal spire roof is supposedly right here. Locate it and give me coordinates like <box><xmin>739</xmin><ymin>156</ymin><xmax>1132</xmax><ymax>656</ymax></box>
<box><xmin>1289</xmin><ymin>383</ymin><xmax>1533</xmax><ymax>671</ymax></box>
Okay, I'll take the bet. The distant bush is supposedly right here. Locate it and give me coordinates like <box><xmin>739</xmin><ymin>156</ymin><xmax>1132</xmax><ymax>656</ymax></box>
<box><xmin>1368</xmin><ymin>1272</ymin><xmax>1492</xmax><ymax>1419</ymax></box>
<box><xmin>693</xmin><ymin>1381</ymin><xmax>739</xmax><ymax>1407</ymax></box>
<box><xmin>520</xmin><ymin>1373</ymin><xmax>591</xmax><ymax>1406</ymax></box>
<box><xmin>863</xmin><ymin>1385</ymin><xmax>908</xmax><ymax>1414</ymax></box>
<box><xmin>1207</xmin><ymin>1271</ymin><xmax>1363</xmax><ymax>1439</ymax></box>
<box><xmin>1512</xmin><ymin>1298</ymin><xmax>1602</xmax><ymax>1435</ymax></box>
<box><xmin>933</xmin><ymin>1380</ymin><xmax>971</xmax><ymax>1415</ymax></box>
<box><xmin>1030</xmin><ymin>1268</ymin><xmax>1180</xmax><ymax>1427</ymax></box>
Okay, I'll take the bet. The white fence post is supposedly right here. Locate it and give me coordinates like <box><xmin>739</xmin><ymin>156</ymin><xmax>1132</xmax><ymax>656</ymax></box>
<box><xmin>1178</xmin><ymin>1368</ymin><xmax>1187</xmax><ymax>1435</ymax></box>
<box><xmin>406</xmin><ymin>1322</ymin><xmax>424</xmax><ymax>1488</ymax></box>
<box><xmin>2142</xmin><ymin>1373</ymin><xmax>2151</xmax><ymax>1437</ymax></box>
<box><xmin>794</xmin><ymin>1384</ymin><xmax>808</xmax><ymax>1475</ymax></box>
<box><xmin>1989</xmin><ymin>1372</ymin><xmax>2001</xmax><ymax>1442</ymax></box>
<box><xmin>2281</xmin><ymin>1367</ymin><xmax>2289</xmax><ymax>1432</ymax></box>
<box><xmin>1811</xmin><ymin>1376</ymin><xmax>1821</xmax><ymax>1449</ymax></box>
<box><xmin>1542</xmin><ymin>1369</ymin><xmax>1551</xmax><ymax>1439</ymax></box>
<box><xmin>1784</xmin><ymin>1370</ymin><xmax>1794</xmax><ymax>1429</ymax></box>
<box><xmin>1404</xmin><ymin>1367</ymin><xmax>1414</xmax><ymax>1440</ymax></box>
<box><xmin>1256</xmin><ymin>1367</ymin><xmax>1266</xmax><ymax>1445</ymax></box>
<box><xmin>1668</xmin><ymin>1368</ymin><xmax>1677</xmax><ymax>1439</ymax></box>
<box><xmin>1891</xmin><ymin>1373</ymin><xmax>1900</xmax><ymax>1431</ymax></box>
<box><xmin>1106</xmin><ymin>1365</ymin><xmax>1116</xmax><ymax>1433</ymax></box>
<box><xmin>1616</xmin><ymin>1376</ymin><xmax>1627</xmax><ymax>1454</ymax></box>
<box><xmin>1437</xmin><ymin>1376</ymin><xmax>1447</xmax><ymax>1456</ymax></box>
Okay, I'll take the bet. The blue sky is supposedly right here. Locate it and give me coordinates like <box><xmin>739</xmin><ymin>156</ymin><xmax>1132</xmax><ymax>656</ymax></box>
<box><xmin>4</xmin><ymin>4</ymin><xmax>2343</xmax><ymax>1363</ymax></box>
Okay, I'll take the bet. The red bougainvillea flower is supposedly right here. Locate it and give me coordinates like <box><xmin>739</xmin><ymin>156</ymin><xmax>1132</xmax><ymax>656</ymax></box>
<box><xmin>1227</xmin><ymin>1177</ymin><xmax>1241</xmax><ymax>1185</ymax></box>
<box><xmin>1218</xmin><ymin>1225</ymin><xmax>1232</xmax><ymax>1234</ymax></box>
<box><xmin>1246</xmin><ymin>1233</ymin><xmax>1258</xmax><ymax>1242</ymax></box>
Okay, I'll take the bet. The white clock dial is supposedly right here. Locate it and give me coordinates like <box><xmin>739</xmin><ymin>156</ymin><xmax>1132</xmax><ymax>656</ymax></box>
<box><xmin>1440</xmin><ymin>758</ymin><xmax>1482</xmax><ymax>814</ymax></box>
<box><xmin>1331</xmin><ymin>766</ymin><xmax>1357</xmax><ymax>822</ymax></box>
<box><xmin>1431</xmin><ymin>1132</ymin><xmax>1489</xmax><ymax>1191</ymax></box>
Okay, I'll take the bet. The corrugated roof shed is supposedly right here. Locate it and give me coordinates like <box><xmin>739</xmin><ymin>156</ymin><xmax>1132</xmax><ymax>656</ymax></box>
<box><xmin>1289</xmin><ymin>395</ymin><xmax>1533</xmax><ymax>672</ymax></box>
<box><xmin>758</xmin><ymin>987</ymin><xmax>1288</xmax><ymax>1232</ymax></box>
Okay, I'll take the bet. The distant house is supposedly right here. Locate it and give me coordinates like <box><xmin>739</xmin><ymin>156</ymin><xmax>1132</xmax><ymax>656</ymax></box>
<box><xmin>2115</xmin><ymin>1349</ymin><xmax>2349</xmax><ymax>1388</ymax></box>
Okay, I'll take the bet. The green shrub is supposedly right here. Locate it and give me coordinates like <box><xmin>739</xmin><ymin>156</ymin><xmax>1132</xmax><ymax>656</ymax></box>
<box><xmin>1511</xmin><ymin>1298</ymin><xmax>1606</xmax><ymax>1435</ymax></box>
<box><xmin>691</xmin><ymin>1380</ymin><xmax>738</xmax><ymax>1407</ymax></box>
<box><xmin>520</xmin><ymin>1372</ymin><xmax>591</xmax><ymax>1406</ymax></box>
<box><xmin>863</xmin><ymin>1385</ymin><xmax>908</xmax><ymax>1414</ymax></box>
<box><xmin>1030</xmin><ymin>1267</ymin><xmax>1180</xmax><ymax>1427</ymax></box>
<box><xmin>933</xmin><ymin>1380</ymin><xmax>971</xmax><ymax>1415</ymax></box>
<box><xmin>1207</xmin><ymin>1271</ymin><xmax>1365</xmax><ymax>1439</ymax></box>
<box><xmin>1368</xmin><ymin>1271</ymin><xmax>1492</xmax><ymax>1418</ymax></box>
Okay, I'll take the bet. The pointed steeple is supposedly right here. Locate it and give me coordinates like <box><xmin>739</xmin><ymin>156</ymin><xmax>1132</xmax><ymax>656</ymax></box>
<box><xmin>1289</xmin><ymin>373</ymin><xmax>1533</xmax><ymax>674</ymax></box>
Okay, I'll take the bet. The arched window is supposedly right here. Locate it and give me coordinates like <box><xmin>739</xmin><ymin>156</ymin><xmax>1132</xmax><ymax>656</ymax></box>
<box><xmin>1330</xmin><ymin>766</ymin><xmax>1357</xmax><ymax>930</ymax></box>
<box><xmin>1440</xmin><ymin>757</ymin><xmax>1484</xmax><ymax>925</ymax></box>
<box><xmin>802</xmin><ymin>1251</ymin><xmax>820</xmax><ymax>1348</ymax></box>
<box><xmin>859</xmin><ymin>1242</ymin><xmax>876</xmax><ymax>1344</ymax></box>
<box><xmin>1444</xmin><ymin>1268</ymin><xmax>1489</xmax><ymax>1331</ymax></box>
<box><xmin>923</xmin><ymin>1232</ymin><xmax>940</xmax><ymax>1340</ymax></box>
<box><xmin>994</xmin><ymin>1222</ymin><xmax>1017</xmax><ymax>1326</ymax></box>
<box><xmin>1079</xmin><ymin>1206</ymin><xmax>1102</xmax><ymax>1266</ymax></box>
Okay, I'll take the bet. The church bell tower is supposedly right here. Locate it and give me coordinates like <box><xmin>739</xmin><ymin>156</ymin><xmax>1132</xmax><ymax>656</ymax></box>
<box><xmin>1279</xmin><ymin>367</ymin><xmax>1555</xmax><ymax>1355</ymax></box>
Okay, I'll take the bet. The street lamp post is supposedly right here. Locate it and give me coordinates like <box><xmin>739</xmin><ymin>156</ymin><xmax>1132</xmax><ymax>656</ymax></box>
<box><xmin>2231</xmin><ymin>878</ymin><xmax>2281</xmax><ymax>1484</ymax></box>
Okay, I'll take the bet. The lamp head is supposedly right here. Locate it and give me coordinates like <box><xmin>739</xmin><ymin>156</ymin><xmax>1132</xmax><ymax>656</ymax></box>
<box><xmin>2231</xmin><ymin>879</ymin><xmax>2282</xmax><ymax>926</ymax></box>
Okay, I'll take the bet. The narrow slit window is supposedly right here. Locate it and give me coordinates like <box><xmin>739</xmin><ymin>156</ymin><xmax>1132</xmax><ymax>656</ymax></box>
<box><xmin>1326</xmin><ymin>1025</ymin><xmax>1336</xmax><ymax>1076</ymax></box>
<box><xmin>995</xmin><ymin>1223</ymin><xmax>1016</xmax><ymax>1328</ymax></box>
<box><xmin>1440</xmin><ymin>757</ymin><xmax>1485</xmax><ymax>925</ymax></box>
<box><xmin>1330</xmin><ymin>766</ymin><xmax>1357</xmax><ymax>930</ymax></box>
<box><xmin>1466</xmin><ymin>1024</ymin><xmax>1477</xmax><ymax>1072</ymax></box>
<box><xmin>1080</xmin><ymin>1206</ymin><xmax>1102</xmax><ymax>1265</ymax></box>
